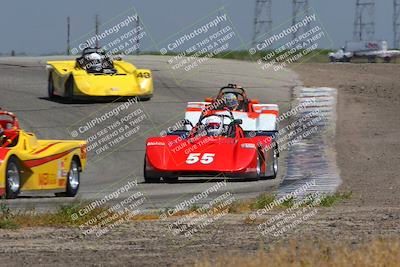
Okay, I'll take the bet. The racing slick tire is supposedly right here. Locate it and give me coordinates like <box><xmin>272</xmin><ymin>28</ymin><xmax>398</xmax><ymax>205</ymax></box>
<box><xmin>48</xmin><ymin>73</ymin><xmax>56</xmax><ymax>99</ymax></box>
<box><xmin>138</xmin><ymin>95</ymin><xmax>152</xmax><ymax>102</ymax></box>
<box><xmin>143</xmin><ymin>156</ymin><xmax>161</xmax><ymax>183</ymax></box>
<box><xmin>65</xmin><ymin>76</ymin><xmax>75</xmax><ymax>101</ymax></box>
<box><xmin>270</xmin><ymin>148</ymin><xmax>279</xmax><ymax>179</ymax></box>
<box><xmin>258</xmin><ymin>147</ymin><xmax>278</xmax><ymax>179</ymax></box>
<box><xmin>246</xmin><ymin>154</ymin><xmax>261</xmax><ymax>181</ymax></box>
<box><xmin>254</xmin><ymin>156</ymin><xmax>262</xmax><ymax>181</ymax></box>
<box><xmin>5</xmin><ymin>157</ymin><xmax>21</xmax><ymax>199</ymax></box>
<box><xmin>66</xmin><ymin>158</ymin><xmax>80</xmax><ymax>197</ymax></box>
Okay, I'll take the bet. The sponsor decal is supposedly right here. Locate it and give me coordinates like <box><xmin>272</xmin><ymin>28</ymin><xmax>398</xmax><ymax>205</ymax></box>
<box><xmin>39</xmin><ymin>173</ymin><xmax>57</xmax><ymax>186</ymax></box>
<box><xmin>147</xmin><ymin>141</ymin><xmax>165</xmax><ymax>146</ymax></box>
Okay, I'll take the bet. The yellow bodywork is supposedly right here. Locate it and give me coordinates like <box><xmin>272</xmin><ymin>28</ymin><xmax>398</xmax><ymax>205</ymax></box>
<box><xmin>0</xmin><ymin>130</ymin><xmax>87</xmax><ymax>192</ymax></box>
<box><xmin>46</xmin><ymin>60</ymin><xmax>153</xmax><ymax>98</ymax></box>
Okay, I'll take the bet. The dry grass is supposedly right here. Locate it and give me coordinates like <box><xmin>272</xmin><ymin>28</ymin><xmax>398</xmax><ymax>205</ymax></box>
<box><xmin>129</xmin><ymin>214</ymin><xmax>160</xmax><ymax>221</ymax></box>
<box><xmin>0</xmin><ymin>202</ymin><xmax>112</xmax><ymax>228</ymax></box>
<box><xmin>227</xmin><ymin>192</ymin><xmax>352</xmax><ymax>216</ymax></box>
<box><xmin>0</xmin><ymin>192</ymin><xmax>352</xmax><ymax>229</ymax></box>
<box><xmin>0</xmin><ymin>202</ymin><xmax>200</xmax><ymax>229</ymax></box>
<box><xmin>193</xmin><ymin>239</ymin><xmax>400</xmax><ymax>267</ymax></box>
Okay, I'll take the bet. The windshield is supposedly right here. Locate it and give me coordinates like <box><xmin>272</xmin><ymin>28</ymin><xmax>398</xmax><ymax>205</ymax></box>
<box><xmin>191</xmin><ymin>114</ymin><xmax>234</xmax><ymax>138</ymax></box>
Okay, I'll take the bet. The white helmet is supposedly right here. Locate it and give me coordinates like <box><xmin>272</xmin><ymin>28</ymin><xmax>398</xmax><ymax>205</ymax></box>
<box><xmin>85</xmin><ymin>53</ymin><xmax>102</xmax><ymax>70</ymax></box>
<box><xmin>204</xmin><ymin>116</ymin><xmax>223</xmax><ymax>136</ymax></box>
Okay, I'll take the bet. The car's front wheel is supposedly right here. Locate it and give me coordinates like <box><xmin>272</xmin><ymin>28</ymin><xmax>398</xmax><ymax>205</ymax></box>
<box><xmin>270</xmin><ymin>148</ymin><xmax>279</xmax><ymax>179</ymax></box>
<box><xmin>65</xmin><ymin>76</ymin><xmax>75</xmax><ymax>101</ymax></box>
<box><xmin>139</xmin><ymin>96</ymin><xmax>152</xmax><ymax>101</ymax></box>
<box><xmin>6</xmin><ymin>157</ymin><xmax>21</xmax><ymax>199</ymax></box>
<box><xmin>48</xmin><ymin>74</ymin><xmax>55</xmax><ymax>99</ymax></box>
<box><xmin>66</xmin><ymin>158</ymin><xmax>80</xmax><ymax>197</ymax></box>
<box><xmin>143</xmin><ymin>156</ymin><xmax>161</xmax><ymax>183</ymax></box>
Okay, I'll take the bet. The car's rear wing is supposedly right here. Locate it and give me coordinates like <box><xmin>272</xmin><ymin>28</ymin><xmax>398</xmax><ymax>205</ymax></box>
<box><xmin>252</xmin><ymin>104</ymin><xmax>279</xmax><ymax>115</ymax></box>
<box><xmin>186</xmin><ymin>102</ymin><xmax>212</xmax><ymax>111</ymax></box>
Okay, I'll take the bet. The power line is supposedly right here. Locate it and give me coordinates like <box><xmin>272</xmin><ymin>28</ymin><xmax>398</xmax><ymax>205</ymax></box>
<box><xmin>394</xmin><ymin>0</ymin><xmax>400</xmax><ymax>48</ymax></box>
<box><xmin>67</xmin><ymin>16</ymin><xmax>71</xmax><ymax>55</ymax></box>
<box><xmin>292</xmin><ymin>0</ymin><xmax>310</xmax><ymax>41</ymax></box>
<box><xmin>252</xmin><ymin>0</ymin><xmax>273</xmax><ymax>46</ymax></box>
<box><xmin>353</xmin><ymin>0</ymin><xmax>375</xmax><ymax>41</ymax></box>
<box><xmin>95</xmin><ymin>14</ymin><xmax>100</xmax><ymax>48</ymax></box>
<box><xmin>136</xmin><ymin>15</ymin><xmax>140</xmax><ymax>55</ymax></box>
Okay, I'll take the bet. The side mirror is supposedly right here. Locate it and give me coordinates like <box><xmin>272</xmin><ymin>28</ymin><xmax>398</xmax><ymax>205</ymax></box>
<box><xmin>234</xmin><ymin>119</ymin><xmax>243</xmax><ymax>125</ymax></box>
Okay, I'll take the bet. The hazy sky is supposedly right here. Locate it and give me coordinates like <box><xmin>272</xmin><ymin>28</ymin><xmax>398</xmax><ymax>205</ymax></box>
<box><xmin>0</xmin><ymin>0</ymin><xmax>396</xmax><ymax>55</ymax></box>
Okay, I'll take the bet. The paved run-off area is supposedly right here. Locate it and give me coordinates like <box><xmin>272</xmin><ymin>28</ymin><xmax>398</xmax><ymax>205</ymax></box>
<box><xmin>0</xmin><ymin>55</ymin><xmax>298</xmax><ymax>210</ymax></box>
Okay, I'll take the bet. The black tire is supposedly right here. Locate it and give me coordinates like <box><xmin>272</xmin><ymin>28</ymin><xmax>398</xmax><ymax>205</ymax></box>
<box><xmin>258</xmin><ymin>146</ymin><xmax>278</xmax><ymax>179</ymax></box>
<box><xmin>255</xmin><ymin>156</ymin><xmax>262</xmax><ymax>180</ymax></box>
<box><xmin>163</xmin><ymin>177</ymin><xmax>179</xmax><ymax>183</ymax></box>
<box><xmin>270</xmin><ymin>148</ymin><xmax>279</xmax><ymax>179</ymax></box>
<box><xmin>138</xmin><ymin>96</ymin><xmax>152</xmax><ymax>101</ymax></box>
<box><xmin>65</xmin><ymin>76</ymin><xmax>74</xmax><ymax>101</ymax></box>
<box><xmin>5</xmin><ymin>157</ymin><xmax>21</xmax><ymax>199</ymax></box>
<box><xmin>143</xmin><ymin>156</ymin><xmax>160</xmax><ymax>183</ymax></box>
<box><xmin>48</xmin><ymin>73</ymin><xmax>55</xmax><ymax>99</ymax></box>
<box><xmin>66</xmin><ymin>158</ymin><xmax>80</xmax><ymax>197</ymax></box>
<box><xmin>247</xmin><ymin>154</ymin><xmax>261</xmax><ymax>181</ymax></box>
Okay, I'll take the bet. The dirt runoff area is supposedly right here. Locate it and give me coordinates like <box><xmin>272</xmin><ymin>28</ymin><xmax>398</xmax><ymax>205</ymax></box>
<box><xmin>293</xmin><ymin>63</ymin><xmax>400</xmax><ymax>207</ymax></box>
<box><xmin>0</xmin><ymin>63</ymin><xmax>399</xmax><ymax>267</ymax></box>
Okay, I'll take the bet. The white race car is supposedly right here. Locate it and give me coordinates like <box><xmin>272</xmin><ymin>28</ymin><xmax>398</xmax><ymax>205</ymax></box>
<box><xmin>184</xmin><ymin>84</ymin><xmax>279</xmax><ymax>134</ymax></box>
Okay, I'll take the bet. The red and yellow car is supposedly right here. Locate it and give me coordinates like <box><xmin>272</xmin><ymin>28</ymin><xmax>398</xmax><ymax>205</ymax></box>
<box><xmin>0</xmin><ymin>111</ymin><xmax>87</xmax><ymax>198</ymax></box>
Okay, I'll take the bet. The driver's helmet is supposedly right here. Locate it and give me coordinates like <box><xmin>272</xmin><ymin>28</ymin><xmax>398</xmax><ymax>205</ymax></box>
<box><xmin>224</xmin><ymin>93</ymin><xmax>239</xmax><ymax>110</ymax></box>
<box><xmin>85</xmin><ymin>52</ymin><xmax>103</xmax><ymax>71</ymax></box>
<box><xmin>204</xmin><ymin>116</ymin><xmax>223</xmax><ymax>136</ymax></box>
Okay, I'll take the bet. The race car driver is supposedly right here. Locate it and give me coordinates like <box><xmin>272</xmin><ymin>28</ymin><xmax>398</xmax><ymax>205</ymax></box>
<box><xmin>78</xmin><ymin>48</ymin><xmax>116</xmax><ymax>74</ymax></box>
<box><xmin>204</xmin><ymin>116</ymin><xmax>224</xmax><ymax>137</ymax></box>
<box><xmin>85</xmin><ymin>52</ymin><xmax>103</xmax><ymax>73</ymax></box>
<box><xmin>224</xmin><ymin>93</ymin><xmax>240</xmax><ymax>111</ymax></box>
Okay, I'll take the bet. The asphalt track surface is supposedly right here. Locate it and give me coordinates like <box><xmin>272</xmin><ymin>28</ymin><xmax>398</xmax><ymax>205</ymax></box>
<box><xmin>0</xmin><ymin>56</ymin><xmax>299</xmax><ymax>211</ymax></box>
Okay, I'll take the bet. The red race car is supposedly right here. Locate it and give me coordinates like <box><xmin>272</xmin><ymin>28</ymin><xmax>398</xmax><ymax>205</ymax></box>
<box><xmin>144</xmin><ymin>109</ymin><xmax>278</xmax><ymax>183</ymax></box>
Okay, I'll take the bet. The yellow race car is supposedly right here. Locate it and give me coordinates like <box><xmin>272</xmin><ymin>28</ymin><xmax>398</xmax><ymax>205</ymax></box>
<box><xmin>0</xmin><ymin>111</ymin><xmax>87</xmax><ymax>199</ymax></box>
<box><xmin>46</xmin><ymin>47</ymin><xmax>153</xmax><ymax>101</ymax></box>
